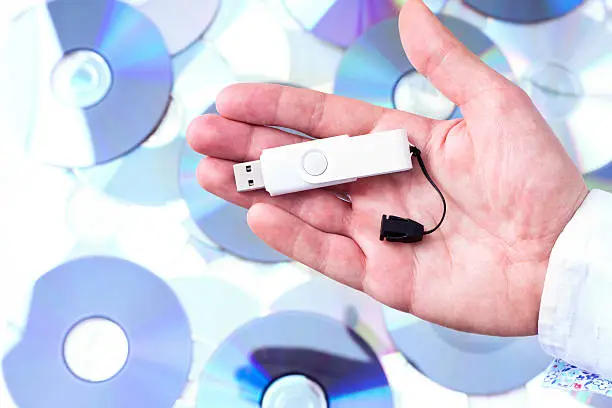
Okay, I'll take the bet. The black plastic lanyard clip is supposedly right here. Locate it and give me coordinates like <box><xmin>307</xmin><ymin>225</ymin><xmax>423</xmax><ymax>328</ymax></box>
<box><xmin>379</xmin><ymin>215</ymin><xmax>425</xmax><ymax>243</ymax></box>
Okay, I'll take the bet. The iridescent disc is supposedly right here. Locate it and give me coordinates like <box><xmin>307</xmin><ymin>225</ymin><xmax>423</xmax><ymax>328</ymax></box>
<box><xmin>197</xmin><ymin>311</ymin><xmax>394</xmax><ymax>407</ymax></box>
<box><xmin>1</xmin><ymin>7</ymin><xmax>40</xmax><ymax>156</ymax></box>
<box><xmin>383</xmin><ymin>307</ymin><xmax>552</xmax><ymax>395</ymax></box>
<box><xmin>73</xmin><ymin>99</ymin><xmax>184</xmax><ymax>206</ymax></box>
<box><xmin>464</xmin><ymin>0</ymin><xmax>585</xmax><ymax>24</ymax></box>
<box><xmin>212</xmin><ymin>0</ymin><xmax>292</xmax><ymax>83</ymax></box>
<box><xmin>20</xmin><ymin>0</ymin><xmax>172</xmax><ymax>168</ymax></box>
<box><xmin>172</xmin><ymin>41</ymin><xmax>235</xmax><ymax>129</ymax></box>
<box><xmin>484</xmin><ymin>2</ymin><xmax>612</xmax><ymax>174</ymax></box>
<box><xmin>124</xmin><ymin>0</ymin><xmax>220</xmax><ymax>55</ymax></box>
<box><xmin>169</xmin><ymin>272</ymin><xmax>264</xmax><ymax>381</ymax></box>
<box><xmin>1</xmin><ymin>256</ymin><xmax>192</xmax><ymax>408</ymax></box>
<box><xmin>282</xmin><ymin>0</ymin><xmax>399</xmax><ymax>48</ymax></box>
<box><xmin>270</xmin><ymin>274</ymin><xmax>394</xmax><ymax>356</ymax></box>
<box><xmin>333</xmin><ymin>16</ymin><xmax>513</xmax><ymax>120</ymax></box>
<box><xmin>179</xmin><ymin>104</ymin><xmax>289</xmax><ymax>263</ymax></box>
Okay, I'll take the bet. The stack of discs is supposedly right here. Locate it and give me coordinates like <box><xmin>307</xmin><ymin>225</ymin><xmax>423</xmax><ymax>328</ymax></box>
<box><xmin>282</xmin><ymin>0</ymin><xmax>399</xmax><ymax>48</ymax></box>
<box><xmin>15</xmin><ymin>0</ymin><xmax>173</xmax><ymax>169</ymax></box>
<box><xmin>383</xmin><ymin>307</ymin><xmax>552</xmax><ymax>397</ymax></box>
<box><xmin>2</xmin><ymin>256</ymin><xmax>192</xmax><ymax>408</ymax></box>
<box><xmin>333</xmin><ymin>15</ymin><xmax>513</xmax><ymax>120</ymax></box>
<box><xmin>197</xmin><ymin>311</ymin><xmax>395</xmax><ymax>407</ymax></box>
<box><xmin>484</xmin><ymin>0</ymin><xmax>612</xmax><ymax>174</ymax></box>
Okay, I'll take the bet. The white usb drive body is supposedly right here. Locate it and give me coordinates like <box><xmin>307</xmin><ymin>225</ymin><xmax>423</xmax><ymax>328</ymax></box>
<box><xmin>233</xmin><ymin>129</ymin><xmax>414</xmax><ymax>196</ymax></box>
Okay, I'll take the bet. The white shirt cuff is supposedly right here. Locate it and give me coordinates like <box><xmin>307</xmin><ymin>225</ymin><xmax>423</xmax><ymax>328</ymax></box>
<box><xmin>538</xmin><ymin>189</ymin><xmax>612</xmax><ymax>379</ymax></box>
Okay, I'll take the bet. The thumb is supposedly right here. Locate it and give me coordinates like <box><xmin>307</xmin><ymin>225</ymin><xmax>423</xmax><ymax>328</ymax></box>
<box><xmin>398</xmin><ymin>0</ymin><xmax>512</xmax><ymax>107</ymax></box>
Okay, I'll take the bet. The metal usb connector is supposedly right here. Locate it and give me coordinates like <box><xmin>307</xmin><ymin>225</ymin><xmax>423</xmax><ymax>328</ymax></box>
<box><xmin>233</xmin><ymin>160</ymin><xmax>265</xmax><ymax>192</ymax></box>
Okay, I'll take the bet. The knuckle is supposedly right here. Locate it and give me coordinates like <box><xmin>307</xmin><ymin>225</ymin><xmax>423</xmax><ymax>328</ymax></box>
<box><xmin>307</xmin><ymin>92</ymin><xmax>327</xmax><ymax>135</ymax></box>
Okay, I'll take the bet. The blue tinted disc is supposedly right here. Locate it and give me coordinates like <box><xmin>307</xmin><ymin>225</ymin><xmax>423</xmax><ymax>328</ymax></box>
<box><xmin>179</xmin><ymin>104</ymin><xmax>289</xmax><ymax>263</ymax></box>
<box><xmin>384</xmin><ymin>309</ymin><xmax>551</xmax><ymax>395</ymax></box>
<box><xmin>483</xmin><ymin>4</ymin><xmax>612</xmax><ymax>174</ymax></box>
<box><xmin>135</xmin><ymin>0</ymin><xmax>220</xmax><ymax>55</ymax></box>
<box><xmin>73</xmin><ymin>99</ymin><xmax>184</xmax><ymax>206</ymax></box>
<box><xmin>333</xmin><ymin>16</ymin><xmax>512</xmax><ymax>120</ymax></box>
<box><xmin>464</xmin><ymin>0</ymin><xmax>585</xmax><ymax>24</ymax></box>
<box><xmin>23</xmin><ymin>0</ymin><xmax>172</xmax><ymax>168</ymax></box>
<box><xmin>2</xmin><ymin>256</ymin><xmax>192</xmax><ymax>408</ymax></box>
<box><xmin>197</xmin><ymin>311</ymin><xmax>394</xmax><ymax>407</ymax></box>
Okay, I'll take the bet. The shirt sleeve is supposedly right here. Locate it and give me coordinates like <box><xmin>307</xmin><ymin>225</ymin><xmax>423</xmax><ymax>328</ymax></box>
<box><xmin>538</xmin><ymin>188</ymin><xmax>612</xmax><ymax>394</ymax></box>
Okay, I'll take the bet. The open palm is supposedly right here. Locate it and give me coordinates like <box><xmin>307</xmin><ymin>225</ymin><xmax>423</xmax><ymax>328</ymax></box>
<box><xmin>187</xmin><ymin>0</ymin><xmax>588</xmax><ymax>337</ymax></box>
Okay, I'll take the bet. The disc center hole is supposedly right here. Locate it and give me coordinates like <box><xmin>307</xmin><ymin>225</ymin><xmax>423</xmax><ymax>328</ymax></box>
<box><xmin>393</xmin><ymin>71</ymin><xmax>457</xmax><ymax>120</ymax></box>
<box><xmin>523</xmin><ymin>62</ymin><xmax>582</xmax><ymax>120</ymax></box>
<box><xmin>52</xmin><ymin>49</ymin><xmax>112</xmax><ymax>109</ymax></box>
<box><xmin>261</xmin><ymin>374</ymin><xmax>328</xmax><ymax>408</ymax></box>
<box><xmin>63</xmin><ymin>317</ymin><xmax>129</xmax><ymax>382</ymax></box>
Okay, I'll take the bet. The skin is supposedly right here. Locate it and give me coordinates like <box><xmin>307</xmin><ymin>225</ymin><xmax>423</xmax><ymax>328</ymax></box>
<box><xmin>187</xmin><ymin>0</ymin><xmax>589</xmax><ymax>337</ymax></box>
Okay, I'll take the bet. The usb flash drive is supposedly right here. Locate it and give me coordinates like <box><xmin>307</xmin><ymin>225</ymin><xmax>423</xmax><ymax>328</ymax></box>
<box><xmin>233</xmin><ymin>129</ymin><xmax>414</xmax><ymax>196</ymax></box>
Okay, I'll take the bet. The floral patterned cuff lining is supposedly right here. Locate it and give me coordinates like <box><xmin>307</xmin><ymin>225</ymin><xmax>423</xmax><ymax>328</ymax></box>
<box><xmin>542</xmin><ymin>358</ymin><xmax>612</xmax><ymax>398</ymax></box>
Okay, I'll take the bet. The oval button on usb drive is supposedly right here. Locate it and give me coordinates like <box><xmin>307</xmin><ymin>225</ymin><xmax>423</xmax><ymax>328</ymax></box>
<box><xmin>302</xmin><ymin>151</ymin><xmax>328</xmax><ymax>176</ymax></box>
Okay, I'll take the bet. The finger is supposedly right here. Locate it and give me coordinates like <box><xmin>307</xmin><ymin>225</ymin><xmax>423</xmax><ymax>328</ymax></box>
<box><xmin>187</xmin><ymin>114</ymin><xmax>307</xmax><ymax>162</ymax></box>
<box><xmin>215</xmin><ymin>83</ymin><xmax>384</xmax><ymax>137</ymax></box>
<box><xmin>247</xmin><ymin>203</ymin><xmax>366</xmax><ymax>291</ymax></box>
<box><xmin>398</xmin><ymin>0</ymin><xmax>512</xmax><ymax>107</ymax></box>
<box><xmin>216</xmin><ymin>83</ymin><xmax>436</xmax><ymax>148</ymax></box>
<box><xmin>197</xmin><ymin>157</ymin><xmax>354</xmax><ymax>237</ymax></box>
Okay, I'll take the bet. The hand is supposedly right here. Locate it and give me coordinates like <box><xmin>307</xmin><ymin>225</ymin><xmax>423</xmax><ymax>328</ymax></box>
<box><xmin>186</xmin><ymin>0</ymin><xmax>588</xmax><ymax>337</ymax></box>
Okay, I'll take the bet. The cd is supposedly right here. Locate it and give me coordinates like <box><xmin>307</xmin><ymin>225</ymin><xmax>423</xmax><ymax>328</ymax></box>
<box><xmin>282</xmin><ymin>0</ymin><xmax>399</xmax><ymax>48</ymax></box>
<box><xmin>584</xmin><ymin>161</ymin><xmax>612</xmax><ymax>192</ymax></box>
<box><xmin>464</xmin><ymin>0</ymin><xmax>585</xmax><ymax>24</ymax></box>
<box><xmin>1</xmin><ymin>6</ymin><xmax>40</xmax><ymax>157</ymax></box>
<box><xmin>172</xmin><ymin>41</ymin><xmax>236</xmax><ymax>129</ymax></box>
<box><xmin>383</xmin><ymin>307</ymin><xmax>552</xmax><ymax>395</ymax></box>
<box><xmin>333</xmin><ymin>15</ymin><xmax>513</xmax><ymax>120</ymax></box>
<box><xmin>380</xmin><ymin>351</ymin><xmax>470</xmax><ymax>407</ymax></box>
<box><xmin>178</xmin><ymin>103</ymin><xmax>290</xmax><ymax>263</ymax></box>
<box><xmin>213</xmin><ymin>0</ymin><xmax>292</xmax><ymax>82</ymax></box>
<box><xmin>0</xmin><ymin>161</ymin><xmax>77</xmax><ymax>373</ymax></box>
<box><xmin>73</xmin><ymin>98</ymin><xmax>184</xmax><ymax>206</ymax></box>
<box><xmin>169</xmin><ymin>272</ymin><xmax>264</xmax><ymax>381</ymax></box>
<box><xmin>270</xmin><ymin>274</ymin><xmax>395</xmax><ymax>356</ymax></box>
<box><xmin>125</xmin><ymin>0</ymin><xmax>220</xmax><ymax>55</ymax></box>
<box><xmin>483</xmin><ymin>1</ymin><xmax>612</xmax><ymax>174</ymax></box>
<box><xmin>2</xmin><ymin>256</ymin><xmax>192</xmax><ymax>408</ymax></box>
<box><xmin>261</xmin><ymin>0</ymin><xmax>345</xmax><ymax>92</ymax></box>
<box><xmin>19</xmin><ymin>0</ymin><xmax>172</xmax><ymax>168</ymax></box>
<box><xmin>197</xmin><ymin>311</ymin><xmax>394</xmax><ymax>408</ymax></box>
